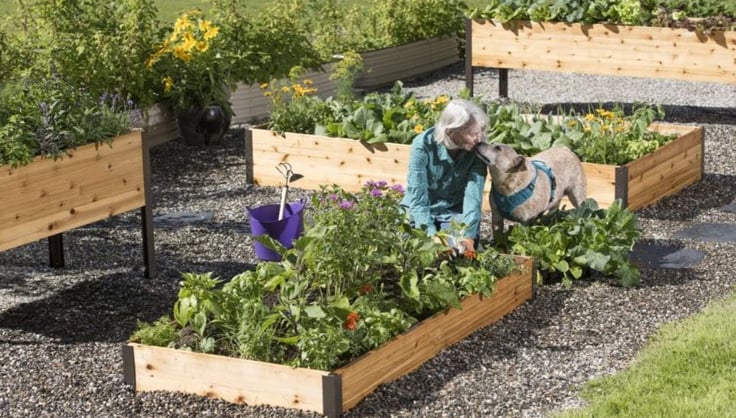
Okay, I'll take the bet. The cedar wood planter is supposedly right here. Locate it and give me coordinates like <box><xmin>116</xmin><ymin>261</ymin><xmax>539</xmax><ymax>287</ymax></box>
<box><xmin>464</xmin><ymin>19</ymin><xmax>736</xmax><ymax>97</ymax></box>
<box><xmin>245</xmin><ymin>122</ymin><xmax>703</xmax><ymax>211</ymax></box>
<box><xmin>230</xmin><ymin>37</ymin><xmax>460</xmax><ymax>124</ymax></box>
<box><xmin>0</xmin><ymin>131</ymin><xmax>158</xmax><ymax>276</ymax></box>
<box><xmin>123</xmin><ymin>257</ymin><xmax>534</xmax><ymax>417</ymax></box>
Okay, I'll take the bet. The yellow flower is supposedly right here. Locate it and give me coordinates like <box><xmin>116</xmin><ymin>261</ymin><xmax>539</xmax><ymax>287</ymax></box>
<box><xmin>566</xmin><ymin>120</ymin><xmax>577</xmax><ymax>127</ymax></box>
<box><xmin>162</xmin><ymin>76</ymin><xmax>174</xmax><ymax>92</ymax></box>
<box><xmin>203</xmin><ymin>25</ymin><xmax>219</xmax><ymax>41</ymax></box>
<box><xmin>413</xmin><ymin>124</ymin><xmax>424</xmax><ymax>133</ymax></box>
<box><xmin>181</xmin><ymin>32</ymin><xmax>196</xmax><ymax>52</ymax></box>
<box><xmin>173</xmin><ymin>45</ymin><xmax>192</xmax><ymax>62</ymax></box>
<box><xmin>263</xmin><ymin>91</ymin><xmax>273</xmax><ymax>97</ymax></box>
<box><xmin>259</xmin><ymin>82</ymin><xmax>269</xmax><ymax>89</ymax></box>
<box><xmin>584</xmin><ymin>113</ymin><xmax>596</xmax><ymax>121</ymax></box>
<box><xmin>195</xmin><ymin>41</ymin><xmax>209</xmax><ymax>52</ymax></box>
<box><xmin>434</xmin><ymin>95</ymin><xmax>449</xmax><ymax>105</ymax></box>
<box><xmin>174</xmin><ymin>15</ymin><xmax>191</xmax><ymax>34</ymax></box>
<box><xmin>303</xmin><ymin>79</ymin><xmax>313</xmax><ymax>86</ymax></box>
<box><xmin>281</xmin><ymin>86</ymin><xmax>291</xmax><ymax>93</ymax></box>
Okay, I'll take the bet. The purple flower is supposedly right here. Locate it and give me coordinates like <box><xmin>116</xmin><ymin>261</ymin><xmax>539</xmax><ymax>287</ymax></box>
<box><xmin>391</xmin><ymin>184</ymin><xmax>405</xmax><ymax>194</ymax></box>
<box><xmin>329</xmin><ymin>193</ymin><xmax>339</xmax><ymax>202</ymax></box>
<box><xmin>370</xmin><ymin>189</ymin><xmax>383</xmax><ymax>197</ymax></box>
<box><xmin>339</xmin><ymin>200</ymin><xmax>355</xmax><ymax>210</ymax></box>
<box><xmin>375</xmin><ymin>180</ymin><xmax>388</xmax><ymax>188</ymax></box>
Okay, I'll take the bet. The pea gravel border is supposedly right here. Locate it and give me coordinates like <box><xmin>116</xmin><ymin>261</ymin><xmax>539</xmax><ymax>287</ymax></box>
<box><xmin>1</xmin><ymin>64</ymin><xmax>735</xmax><ymax>418</ymax></box>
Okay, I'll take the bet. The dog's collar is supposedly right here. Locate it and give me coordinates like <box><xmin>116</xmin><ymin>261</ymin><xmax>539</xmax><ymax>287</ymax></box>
<box><xmin>491</xmin><ymin>160</ymin><xmax>557</xmax><ymax>222</ymax></box>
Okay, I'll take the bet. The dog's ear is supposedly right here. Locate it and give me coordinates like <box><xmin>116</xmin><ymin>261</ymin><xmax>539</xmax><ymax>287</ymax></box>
<box><xmin>508</xmin><ymin>155</ymin><xmax>526</xmax><ymax>172</ymax></box>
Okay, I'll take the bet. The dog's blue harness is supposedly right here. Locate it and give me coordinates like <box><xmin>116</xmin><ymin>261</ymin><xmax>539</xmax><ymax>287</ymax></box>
<box><xmin>491</xmin><ymin>160</ymin><xmax>557</xmax><ymax>222</ymax></box>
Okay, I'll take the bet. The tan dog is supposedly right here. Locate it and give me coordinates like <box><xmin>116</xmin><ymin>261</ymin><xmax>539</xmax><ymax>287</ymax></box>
<box><xmin>475</xmin><ymin>143</ymin><xmax>587</xmax><ymax>236</ymax></box>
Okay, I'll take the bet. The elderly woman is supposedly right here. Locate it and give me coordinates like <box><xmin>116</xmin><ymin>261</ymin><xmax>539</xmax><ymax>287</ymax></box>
<box><xmin>401</xmin><ymin>99</ymin><xmax>488</xmax><ymax>251</ymax></box>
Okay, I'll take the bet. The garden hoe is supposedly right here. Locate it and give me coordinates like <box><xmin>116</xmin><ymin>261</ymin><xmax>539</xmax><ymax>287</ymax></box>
<box><xmin>275</xmin><ymin>162</ymin><xmax>303</xmax><ymax>220</ymax></box>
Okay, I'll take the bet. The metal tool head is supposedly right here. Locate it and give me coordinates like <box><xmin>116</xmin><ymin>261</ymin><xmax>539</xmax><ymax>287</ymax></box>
<box><xmin>275</xmin><ymin>162</ymin><xmax>303</xmax><ymax>185</ymax></box>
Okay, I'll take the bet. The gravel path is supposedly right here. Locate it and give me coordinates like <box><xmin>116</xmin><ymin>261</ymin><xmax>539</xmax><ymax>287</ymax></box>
<box><xmin>1</xmin><ymin>63</ymin><xmax>734</xmax><ymax>418</ymax></box>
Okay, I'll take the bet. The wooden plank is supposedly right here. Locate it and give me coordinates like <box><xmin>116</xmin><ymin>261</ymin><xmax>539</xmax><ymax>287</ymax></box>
<box><xmin>128</xmin><ymin>343</ymin><xmax>329</xmax><ymax>414</ymax></box>
<box><xmin>625</xmin><ymin>125</ymin><xmax>703</xmax><ymax>178</ymax></box>
<box><xmin>0</xmin><ymin>145</ymin><xmax>144</xmax><ymax>224</ymax></box>
<box><xmin>627</xmin><ymin>144</ymin><xmax>702</xmax><ymax>210</ymax></box>
<box><xmin>470</xmin><ymin>20</ymin><xmax>736</xmax><ymax>84</ymax></box>
<box><xmin>0</xmin><ymin>132</ymin><xmax>145</xmax><ymax>252</ymax></box>
<box><xmin>335</xmin><ymin>257</ymin><xmax>533</xmax><ymax>411</ymax></box>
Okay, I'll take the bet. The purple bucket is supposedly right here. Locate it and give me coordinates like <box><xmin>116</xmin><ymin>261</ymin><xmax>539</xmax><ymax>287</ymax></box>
<box><xmin>246</xmin><ymin>201</ymin><xmax>305</xmax><ymax>261</ymax></box>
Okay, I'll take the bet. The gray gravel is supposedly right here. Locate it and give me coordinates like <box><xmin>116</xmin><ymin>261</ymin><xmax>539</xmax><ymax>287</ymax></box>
<box><xmin>1</xmin><ymin>63</ymin><xmax>735</xmax><ymax>418</ymax></box>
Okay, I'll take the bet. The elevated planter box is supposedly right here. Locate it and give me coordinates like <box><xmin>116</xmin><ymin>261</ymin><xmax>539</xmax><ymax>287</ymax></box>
<box><xmin>230</xmin><ymin>63</ymin><xmax>340</xmax><ymax>125</ymax></box>
<box><xmin>245</xmin><ymin>122</ymin><xmax>703</xmax><ymax>211</ymax></box>
<box><xmin>123</xmin><ymin>257</ymin><xmax>534</xmax><ymax>417</ymax></box>
<box><xmin>230</xmin><ymin>37</ymin><xmax>460</xmax><ymax>124</ymax></box>
<box><xmin>355</xmin><ymin>36</ymin><xmax>460</xmax><ymax>90</ymax></box>
<box><xmin>0</xmin><ymin>132</ymin><xmax>145</xmax><ymax>252</ymax></box>
<box><xmin>465</xmin><ymin>19</ymin><xmax>736</xmax><ymax>96</ymax></box>
<box><xmin>0</xmin><ymin>131</ymin><xmax>156</xmax><ymax>276</ymax></box>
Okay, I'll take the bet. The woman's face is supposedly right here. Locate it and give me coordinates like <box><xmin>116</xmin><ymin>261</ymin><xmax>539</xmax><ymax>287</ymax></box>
<box><xmin>451</xmin><ymin>122</ymin><xmax>484</xmax><ymax>151</ymax></box>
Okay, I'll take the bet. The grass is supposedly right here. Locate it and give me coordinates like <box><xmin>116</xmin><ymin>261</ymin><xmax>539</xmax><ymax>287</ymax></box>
<box><xmin>554</xmin><ymin>288</ymin><xmax>736</xmax><ymax>418</ymax></box>
<box><xmin>0</xmin><ymin>0</ymin><xmax>271</xmax><ymax>22</ymax></box>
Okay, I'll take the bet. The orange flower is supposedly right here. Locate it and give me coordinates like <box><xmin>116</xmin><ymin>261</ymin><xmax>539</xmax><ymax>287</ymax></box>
<box><xmin>344</xmin><ymin>312</ymin><xmax>360</xmax><ymax>330</ymax></box>
<box><xmin>464</xmin><ymin>248</ymin><xmax>477</xmax><ymax>260</ymax></box>
<box><xmin>359</xmin><ymin>283</ymin><xmax>374</xmax><ymax>294</ymax></box>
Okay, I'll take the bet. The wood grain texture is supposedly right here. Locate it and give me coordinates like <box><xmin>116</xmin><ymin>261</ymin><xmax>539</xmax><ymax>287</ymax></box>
<box><xmin>0</xmin><ymin>131</ymin><xmax>145</xmax><ymax>251</ymax></box>
<box><xmin>470</xmin><ymin>20</ymin><xmax>736</xmax><ymax>84</ymax></box>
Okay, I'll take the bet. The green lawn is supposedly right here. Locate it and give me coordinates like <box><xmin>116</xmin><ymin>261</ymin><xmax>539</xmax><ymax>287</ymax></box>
<box><xmin>554</xmin><ymin>288</ymin><xmax>736</xmax><ymax>418</ymax></box>
<box><xmin>0</xmin><ymin>0</ymin><xmax>270</xmax><ymax>22</ymax></box>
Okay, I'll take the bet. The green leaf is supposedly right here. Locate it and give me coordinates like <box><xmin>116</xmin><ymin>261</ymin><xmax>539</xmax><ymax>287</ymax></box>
<box><xmin>304</xmin><ymin>304</ymin><xmax>327</xmax><ymax>318</ymax></box>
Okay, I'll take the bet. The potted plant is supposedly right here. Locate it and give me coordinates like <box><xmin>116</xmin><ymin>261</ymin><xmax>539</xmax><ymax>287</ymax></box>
<box><xmin>124</xmin><ymin>181</ymin><xmax>534</xmax><ymax>415</ymax></box>
<box><xmin>144</xmin><ymin>0</ymin><xmax>323</xmax><ymax>144</ymax></box>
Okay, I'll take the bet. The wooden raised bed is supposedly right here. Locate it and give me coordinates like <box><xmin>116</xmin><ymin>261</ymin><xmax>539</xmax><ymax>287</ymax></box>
<box><xmin>464</xmin><ymin>19</ymin><xmax>736</xmax><ymax>96</ymax></box>
<box><xmin>245</xmin><ymin>122</ymin><xmax>703</xmax><ymax>211</ymax></box>
<box><xmin>0</xmin><ymin>131</ymin><xmax>157</xmax><ymax>276</ymax></box>
<box><xmin>123</xmin><ymin>257</ymin><xmax>534</xmax><ymax>417</ymax></box>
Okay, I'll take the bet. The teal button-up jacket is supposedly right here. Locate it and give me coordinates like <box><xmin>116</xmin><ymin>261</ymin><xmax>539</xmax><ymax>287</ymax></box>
<box><xmin>400</xmin><ymin>127</ymin><xmax>487</xmax><ymax>238</ymax></box>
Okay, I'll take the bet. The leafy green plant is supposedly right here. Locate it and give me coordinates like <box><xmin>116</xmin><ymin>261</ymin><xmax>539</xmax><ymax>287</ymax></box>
<box><xmin>464</xmin><ymin>0</ymin><xmax>736</xmax><ymax>31</ymax></box>
<box><xmin>260</xmin><ymin>0</ymin><xmax>465</xmax><ymax>61</ymax></box>
<box><xmin>487</xmin><ymin>103</ymin><xmax>677</xmax><ymax>165</ymax></box>
<box><xmin>132</xmin><ymin>181</ymin><xmax>519</xmax><ymax>370</ymax></box>
<box><xmin>493</xmin><ymin>199</ymin><xmax>641</xmax><ymax>287</ymax></box>
<box><xmin>266</xmin><ymin>80</ymin><xmax>464</xmax><ymax>144</ymax></box>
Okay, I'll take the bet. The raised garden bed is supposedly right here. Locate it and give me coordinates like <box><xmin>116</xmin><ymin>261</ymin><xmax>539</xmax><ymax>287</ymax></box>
<box><xmin>229</xmin><ymin>36</ymin><xmax>459</xmax><ymax>124</ymax></box>
<box><xmin>465</xmin><ymin>19</ymin><xmax>736</xmax><ymax>97</ymax></box>
<box><xmin>245</xmin><ymin>122</ymin><xmax>703</xmax><ymax>211</ymax></box>
<box><xmin>0</xmin><ymin>131</ymin><xmax>157</xmax><ymax>276</ymax></box>
<box><xmin>123</xmin><ymin>256</ymin><xmax>534</xmax><ymax>417</ymax></box>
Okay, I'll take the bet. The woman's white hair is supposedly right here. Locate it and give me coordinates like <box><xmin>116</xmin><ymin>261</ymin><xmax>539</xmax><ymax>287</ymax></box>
<box><xmin>435</xmin><ymin>99</ymin><xmax>488</xmax><ymax>150</ymax></box>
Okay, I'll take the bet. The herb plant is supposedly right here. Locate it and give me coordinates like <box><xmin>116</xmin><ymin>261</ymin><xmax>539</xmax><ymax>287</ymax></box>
<box><xmin>132</xmin><ymin>181</ymin><xmax>519</xmax><ymax>370</ymax></box>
